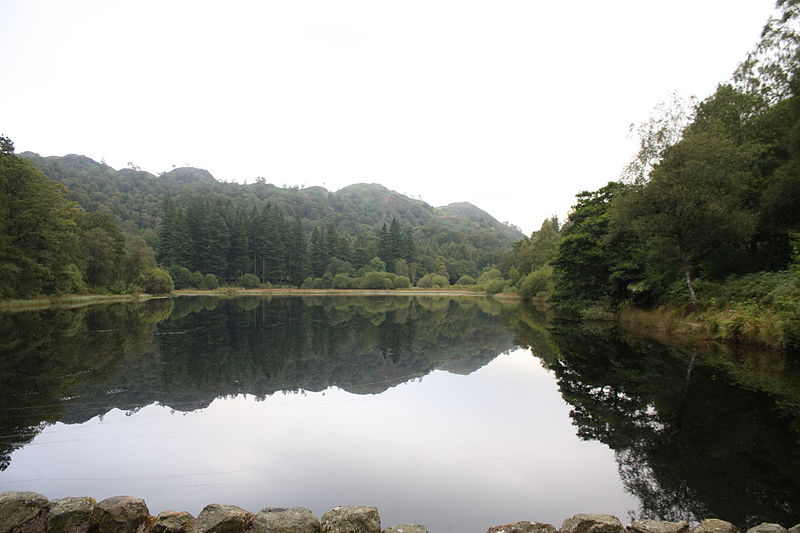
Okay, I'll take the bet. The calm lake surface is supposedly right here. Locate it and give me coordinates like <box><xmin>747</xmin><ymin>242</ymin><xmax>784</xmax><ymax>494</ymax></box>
<box><xmin>1</xmin><ymin>295</ymin><xmax>799</xmax><ymax>532</ymax></box>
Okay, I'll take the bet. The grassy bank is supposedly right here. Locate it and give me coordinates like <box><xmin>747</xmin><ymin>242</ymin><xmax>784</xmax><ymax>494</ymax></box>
<box><xmin>0</xmin><ymin>287</ymin><xmax>494</xmax><ymax>312</ymax></box>
<box><xmin>617</xmin><ymin>272</ymin><xmax>800</xmax><ymax>351</ymax></box>
<box><xmin>0</xmin><ymin>293</ymin><xmax>157</xmax><ymax>312</ymax></box>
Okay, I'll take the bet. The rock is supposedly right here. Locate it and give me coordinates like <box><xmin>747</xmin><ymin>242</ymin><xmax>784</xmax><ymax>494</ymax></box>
<box><xmin>383</xmin><ymin>526</ymin><xmax>429</xmax><ymax>533</ymax></box>
<box><xmin>690</xmin><ymin>520</ymin><xmax>740</xmax><ymax>533</ymax></box>
<box><xmin>562</xmin><ymin>514</ymin><xmax>624</xmax><ymax>533</ymax></box>
<box><xmin>190</xmin><ymin>504</ymin><xmax>253</xmax><ymax>533</ymax></box>
<box><xmin>92</xmin><ymin>496</ymin><xmax>150</xmax><ymax>533</ymax></box>
<box><xmin>321</xmin><ymin>506</ymin><xmax>381</xmax><ymax>533</ymax></box>
<box><xmin>746</xmin><ymin>525</ymin><xmax>787</xmax><ymax>533</ymax></box>
<box><xmin>152</xmin><ymin>511</ymin><xmax>195</xmax><ymax>533</ymax></box>
<box><xmin>47</xmin><ymin>497</ymin><xmax>96</xmax><ymax>533</ymax></box>
<box><xmin>250</xmin><ymin>507</ymin><xmax>319</xmax><ymax>533</ymax></box>
<box><xmin>0</xmin><ymin>492</ymin><xmax>49</xmax><ymax>533</ymax></box>
<box><xmin>486</xmin><ymin>522</ymin><xmax>555</xmax><ymax>533</ymax></box>
<box><xmin>628</xmin><ymin>520</ymin><xmax>689</xmax><ymax>533</ymax></box>
<box><xmin>788</xmin><ymin>526</ymin><xmax>800</xmax><ymax>533</ymax></box>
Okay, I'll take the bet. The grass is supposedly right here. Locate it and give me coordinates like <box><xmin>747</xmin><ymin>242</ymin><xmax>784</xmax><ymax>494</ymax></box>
<box><xmin>1</xmin><ymin>286</ymin><xmax>490</xmax><ymax>311</ymax></box>
<box><xmin>0</xmin><ymin>293</ymin><xmax>156</xmax><ymax>312</ymax></box>
<box><xmin>618</xmin><ymin>272</ymin><xmax>800</xmax><ymax>351</ymax></box>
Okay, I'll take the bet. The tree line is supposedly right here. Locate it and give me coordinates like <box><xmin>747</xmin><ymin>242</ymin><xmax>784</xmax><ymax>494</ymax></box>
<box><xmin>505</xmin><ymin>0</ymin><xmax>800</xmax><ymax>348</ymax></box>
<box><xmin>0</xmin><ymin>137</ymin><xmax>171</xmax><ymax>298</ymax></box>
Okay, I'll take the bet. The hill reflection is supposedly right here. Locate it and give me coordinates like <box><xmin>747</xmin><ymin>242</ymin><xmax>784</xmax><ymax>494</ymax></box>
<box><xmin>0</xmin><ymin>295</ymin><xmax>516</xmax><ymax>470</ymax></box>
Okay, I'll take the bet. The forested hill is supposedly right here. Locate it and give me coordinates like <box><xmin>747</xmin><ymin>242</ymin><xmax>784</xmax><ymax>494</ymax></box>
<box><xmin>20</xmin><ymin>152</ymin><xmax>520</xmax><ymax>242</ymax></box>
<box><xmin>15</xmin><ymin>151</ymin><xmax>522</xmax><ymax>291</ymax></box>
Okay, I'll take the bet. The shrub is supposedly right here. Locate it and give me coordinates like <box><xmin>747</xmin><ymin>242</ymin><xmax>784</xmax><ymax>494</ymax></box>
<box><xmin>417</xmin><ymin>273</ymin><xmax>449</xmax><ymax>288</ymax></box>
<box><xmin>520</xmin><ymin>265</ymin><xmax>554</xmax><ymax>300</ymax></box>
<box><xmin>359</xmin><ymin>271</ymin><xmax>393</xmax><ymax>289</ymax></box>
<box><xmin>478</xmin><ymin>268</ymin><xmax>502</xmax><ymax>284</ymax></box>
<box><xmin>204</xmin><ymin>273</ymin><xmax>220</xmax><ymax>290</ymax></box>
<box><xmin>138</xmin><ymin>267</ymin><xmax>174</xmax><ymax>294</ymax></box>
<box><xmin>456</xmin><ymin>275</ymin><xmax>476</xmax><ymax>285</ymax></box>
<box><xmin>168</xmin><ymin>265</ymin><xmax>195</xmax><ymax>289</ymax></box>
<box><xmin>192</xmin><ymin>271</ymin><xmax>207</xmax><ymax>290</ymax></box>
<box><xmin>391</xmin><ymin>275</ymin><xmax>411</xmax><ymax>289</ymax></box>
<box><xmin>484</xmin><ymin>278</ymin><xmax>507</xmax><ymax>294</ymax></box>
<box><xmin>237</xmin><ymin>273</ymin><xmax>261</xmax><ymax>289</ymax></box>
<box><xmin>333</xmin><ymin>274</ymin><xmax>355</xmax><ymax>289</ymax></box>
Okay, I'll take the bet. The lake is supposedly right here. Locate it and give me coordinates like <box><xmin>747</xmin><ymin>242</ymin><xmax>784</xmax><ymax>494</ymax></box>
<box><xmin>1</xmin><ymin>295</ymin><xmax>798</xmax><ymax>532</ymax></box>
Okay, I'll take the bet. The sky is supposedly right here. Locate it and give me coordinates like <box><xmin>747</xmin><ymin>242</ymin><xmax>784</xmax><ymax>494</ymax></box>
<box><xmin>0</xmin><ymin>1</ymin><xmax>777</xmax><ymax>234</ymax></box>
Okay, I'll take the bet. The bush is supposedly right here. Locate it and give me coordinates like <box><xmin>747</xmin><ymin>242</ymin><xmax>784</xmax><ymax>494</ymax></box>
<box><xmin>192</xmin><ymin>271</ymin><xmax>207</xmax><ymax>290</ymax></box>
<box><xmin>138</xmin><ymin>267</ymin><xmax>174</xmax><ymax>294</ymax></box>
<box><xmin>168</xmin><ymin>265</ymin><xmax>195</xmax><ymax>289</ymax></box>
<box><xmin>456</xmin><ymin>275</ymin><xmax>476</xmax><ymax>285</ymax></box>
<box><xmin>417</xmin><ymin>273</ymin><xmax>449</xmax><ymax>288</ymax></box>
<box><xmin>478</xmin><ymin>268</ymin><xmax>502</xmax><ymax>284</ymax></box>
<box><xmin>333</xmin><ymin>274</ymin><xmax>355</xmax><ymax>289</ymax></box>
<box><xmin>204</xmin><ymin>273</ymin><xmax>219</xmax><ymax>290</ymax></box>
<box><xmin>392</xmin><ymin>275</ymin><xmax>411</xmax><ymax>289</ymax></box>
<box><xmin>484</xmin><ymin>278</ymin><xmax>507</xmax><ymax>294</ymax></box>
<box><xmin>237</xmin><ymin>273</ymin><xmax>261</xmax><ymax>289</ymax></box>
<box><xmin>359</xmin><ymin>271</ymin><xmax>393</xmax><ymax>289</ymax></box>
<box><xmin>519</xmin><ymin>265</ymin><xmax>554</xmax><ymax>300</ymax></box>
<box><xmin>368</xmin><ymin>256</ymin><xmax>387</xmax><ymax>272</ymax></box>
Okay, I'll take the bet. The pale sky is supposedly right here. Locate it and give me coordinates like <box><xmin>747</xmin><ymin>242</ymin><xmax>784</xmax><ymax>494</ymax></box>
<box><xmin>0</xmin><ymin>1</ymin><xmax>776</xmax><ymax>234</ymax></box>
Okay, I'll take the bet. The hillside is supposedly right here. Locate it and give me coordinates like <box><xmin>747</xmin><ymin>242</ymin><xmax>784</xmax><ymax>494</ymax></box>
<box><xmin>19</xmin><ymin>151</ymin><xmax>522</xmax><ymax>285</ymax></box>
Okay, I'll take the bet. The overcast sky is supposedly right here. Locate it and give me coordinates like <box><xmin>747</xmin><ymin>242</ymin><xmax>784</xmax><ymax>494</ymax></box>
<box><xmin>0</xmin><ymin>1</ymin><xmax>776</xmax><ymax>233</ymax></box>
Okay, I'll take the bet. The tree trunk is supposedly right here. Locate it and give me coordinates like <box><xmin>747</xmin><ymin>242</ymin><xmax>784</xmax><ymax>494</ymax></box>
<box><xmin>681</xmin><ymin>255</ymin><xmax>698</xmax><ymax>305</ymax></box>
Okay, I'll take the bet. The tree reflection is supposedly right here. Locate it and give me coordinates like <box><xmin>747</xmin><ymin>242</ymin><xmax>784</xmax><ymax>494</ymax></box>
<box><xmin>512</xmin><ymin>307</ymin><xmax>800</xmax><ymax>528</ymax></box>
<box><xmin>0</xmin><ymin>295</ymin><xmax>516</xmax><ymax>469</ymax></box>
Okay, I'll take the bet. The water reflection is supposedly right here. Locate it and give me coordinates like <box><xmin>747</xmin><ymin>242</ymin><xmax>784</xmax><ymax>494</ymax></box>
<box><xmin>0</xmin><ymin>296</ymin><xmax>516</xmax><ymax>470</ymax></box>
<box><xmin>1</xmin><ymin>297</ymin><xmax>799</xmax><ymax>531</ymax></box>
<box><xmin>512</xmin><ymin>307</ymin><xmax>800</xmax><ymax>528</ymax></box>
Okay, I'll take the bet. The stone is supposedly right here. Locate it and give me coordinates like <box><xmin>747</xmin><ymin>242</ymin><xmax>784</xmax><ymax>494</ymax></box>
<box><xmin>92</xmin><ymin>496</ymin><xmax>150</xmax><ymax>533</ymax></box>
<box><xmin>189</xmin><ymin>504</ymin><xmax>253</xmax><ymax>533</ymax></box>
<box><xmin>486</xmin><ymin>522</ymin><xmax>555</xmax><ymax>533</ymax></box>
<box><xmin>788</xmin><ymin>526</ymin><xmax>800</xmax><ymax>533</ymax></box>
<box><xmin>745</xmin><ymin>525</ymin><xmax>787</xmax><ymax>533</ymax></box>
<box><xmin>250</xmin><ymin>507</ymin><xmax>319</xmax><ymax>533</ymax></box>
<box><xmin>628</xmin><ymin>520</ymin><xmax>689</xmax><ymax>533</ymax></box>
<box><xmin>152</xmin><ymin>511</ymin><xmax>195</xmax><ymax>533</ymax></box>
<box><xmin>321</xmin><ymin>506</ymin><xmax>381</xmax><ymax>533</ymax></box>
<box><xmin>383</xmin><ymin>526</ymin><xmax>428</xmax><ymax>533</ymax></box>
<box><xmin>562</xmin><ymin>514</ymin><xmax>624</xmax><ymax>533</ymax></box>
<box><xmin>47</xmin><ymin>497</ymin><xmax>96</xmax><ymax>533</ymax></box>
<box><xmin>0</xmin><ymin>492</ymin><xmax>49</xmax><ymax>533</ymax></box>
<box><xmin>690</xmin><ymin>520</ymin><xmax>740</xmax><ymax>533</ymax></box>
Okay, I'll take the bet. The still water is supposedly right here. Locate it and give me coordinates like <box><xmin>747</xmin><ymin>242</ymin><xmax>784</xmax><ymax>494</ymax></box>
<box><xmin>1</xmin><ymin>296</ymin><xmax>798</xmax><ymax>532</ymax></box>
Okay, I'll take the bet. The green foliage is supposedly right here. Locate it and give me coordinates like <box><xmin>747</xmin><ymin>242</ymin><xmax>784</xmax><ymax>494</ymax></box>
<box><xmin>138</xmin><ymin>267</ymin><xmax>174</xmax><ymax>294</ymax></box>
<box><xmin>456</xmin><ymin>275</ymin><xmax>476</xmax><ymax>285</ymax></box>
<box><xmin>510</xmin><ymin>216</ymin><xmax>561</xmax><ymax>277</ymax></box>
<box><xmin>416</xmin><ymin>273</ymin><xmax>449</xmax><ymax>288</ymax></box>
<box><xmin>368</xmin><ymin>256</ymin><xmax>387</xmax><ymax>272</ymax></box>
<box><xmin>359</xmin><ymin>271</ymin><xmax>393</xmax><ymax>289</ymax></box>
<box><xmin>519</xmin><ymin>265</ymin><xmax>554</xmax><ymax>301</ymax></box>
<box><xmin>169</xmin><ymin>265</ymin><xmax>196</xmax><ymax>289</ymax></box>
<box><xmin>484</xmin><ymin>278</ymin><xmax>507</xmax><ymax>294</ymax></box>
<box><xmin>192</xmin><ymin>271</ymin><xmax>207</xmax><ymax>290</ymax></box>
<box><xmin>391</xmin><ymin>275</ymin><xmax>411</xmax><ymax>289</ymax></box>
<box><xmin>477</xmin><ymin>268</ymin><xmax>502</xmax><ymax>284</ymax></box>
<box><xmin>204</xmin><ymin>273</ymin><xmax>219</xmax><ymax>290</ymax></box>
<box><xmin>237</xmin><ymin>273</ymin><xmax>261</xmax><ymax>289</ymax></box>
<box><xmin>333</xmin><ymin>273</ymin><xmax>355</xmax><ymax>289</ymax></box>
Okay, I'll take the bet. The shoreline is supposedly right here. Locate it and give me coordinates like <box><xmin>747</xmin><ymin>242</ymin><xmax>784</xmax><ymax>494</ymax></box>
<box><xmin>0</xmin><ymin>288</ymin><xmax>510</xmax><ymax>312</ymax></box>
<box><xmin>1</xmin><ymin>492</ymin><xmax>788</xmax><ymax>533</ymax></box>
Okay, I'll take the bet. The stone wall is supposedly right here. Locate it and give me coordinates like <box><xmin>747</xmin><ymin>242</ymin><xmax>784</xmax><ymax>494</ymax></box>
<box><xmin>1</xmin><ymin>492</ymin><xmax>798</xmax><ymax>533</ymax></box>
